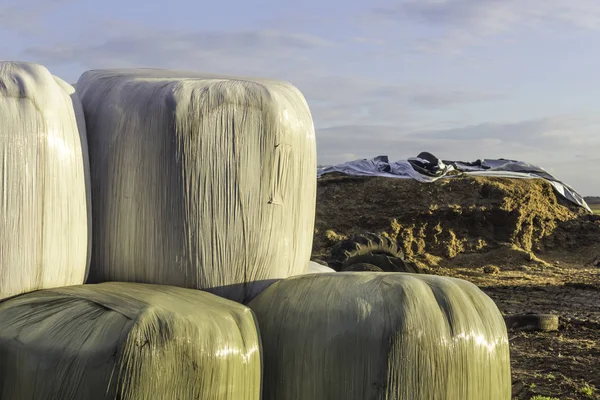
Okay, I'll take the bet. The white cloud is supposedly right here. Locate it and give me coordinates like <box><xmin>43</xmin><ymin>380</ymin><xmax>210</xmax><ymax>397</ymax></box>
<box><xmin>25</xmin><ymin>28</ymin><xmax>332</xmax><ymax>74</ymax></box>
<box><xmin>0</xmin><ymin>0</ymin><xmax>72</xmax><ymax>33</ymax></box>
<box><xmin>373</xmin><ymin>0</ymin><xmax>600</xmax><ymax>52</ymax></box>
<box><xmin>24</xmin><ymin>26</ymin><xmax>500</xmax><ymax>130</ymax></box>
<box><xmin>378</xmin><ymin>0</ymin><xmax>600</xmax><ymax>31</ymax></box>
<box><xmin>289</xmin><ymin>75</ymin><xmax>502</xmax><ymax>129</ymax></box>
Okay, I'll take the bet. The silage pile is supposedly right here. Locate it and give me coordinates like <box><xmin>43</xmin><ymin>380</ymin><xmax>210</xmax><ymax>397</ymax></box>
<box><xmin>313</xmin><ymin>173</ymin><xmax>600</xmax><ymax>269</ymax></box>
<box><xmin>0</xmin><ymin>62</ymin><xmax>512</xmax><ymax>399</ymax></box>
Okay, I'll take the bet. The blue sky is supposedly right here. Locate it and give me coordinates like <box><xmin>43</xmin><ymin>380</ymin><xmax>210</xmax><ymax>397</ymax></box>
<box><xmin>2</xmin><ymin>0</ymin><xmax>599</xmax><ymax>194</ymax></box>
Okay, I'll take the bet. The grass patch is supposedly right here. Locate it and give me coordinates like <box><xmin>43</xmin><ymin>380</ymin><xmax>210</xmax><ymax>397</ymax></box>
<box><xmin>591</xmin><ymin>204</ymin><xmax>600</xmax><ymax>215</ymax></box>
<box><xmin>579</xmin><ymin>381</ymin><xmax>596</xmax><ymax>398</ymax></box>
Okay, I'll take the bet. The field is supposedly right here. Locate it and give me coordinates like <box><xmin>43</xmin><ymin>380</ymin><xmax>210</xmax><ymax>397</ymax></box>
<box><xmin>592</xmin><ymin>204</ymin><xmax>600</xmax><ymax>215</ymax></box>
<box><xmin>313</xmin><ymin>174</ymin><xmax>600</xmax><ymax>400</ymax></box>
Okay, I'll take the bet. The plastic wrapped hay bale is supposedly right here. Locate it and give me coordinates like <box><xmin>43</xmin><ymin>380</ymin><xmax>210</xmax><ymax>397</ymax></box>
<box><xmin>240</xmin><ymin>261</ymin><xmax>335</xmax><ymax>304</ymax></box>
<box><xmin>76</xmin><ymin>69</ymin><xmax>316</xmax><ymax>303</ymax></box>
<box><xmin>306</xmin><ymin>261</ymin><xmax>335</xmax><ymax>273</ymax></box>
<box><xmin>246</xmin><ymin>261</ymin><xmax>336</xmax><ymax>303</ymax></box>
<box><xmin>301</xmin><ymin>261</ymin><xmax>335</xmax><ymax>274</ymax></box>
<box><xmin>0</xmin><ymin>282</ymin><xmax>261</xmax><ymax>400</ymax></box>
<box><xmin>249</xmin><ymin>273</ymin><xmax>511</xmax><ymax>400</ymax></box>
<box><xmin>0</xmin><ymin>61</ymin><xmax>91</xmax><ymax>300</ymax></box>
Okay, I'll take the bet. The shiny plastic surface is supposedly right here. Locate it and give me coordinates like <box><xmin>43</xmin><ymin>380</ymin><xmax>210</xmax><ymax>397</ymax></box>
<box><xmin>0</xmin><ymin>282</ymin><xmax>261</xmax><ymax>400</ymax></box>
<box><xmin>76</xmin><ymin>69</ymin><xmax>317</xmax><ymax>303</ymax></box>
<box><xmin>250</xmin><ymin>272</ymin><xmax>511</xmax><ymax>400</ymax></box>
<box><xmin>0</xmin><ymin>61</ymin><xmax>91</xmax><ymax>300</ymax></box>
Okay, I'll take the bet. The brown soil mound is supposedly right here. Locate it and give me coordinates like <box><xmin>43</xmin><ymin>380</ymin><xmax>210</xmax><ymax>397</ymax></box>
<box><xmin>313</xmin><ymin>173</ymin><xmax>599</xmax><ymax>270</ymax></box>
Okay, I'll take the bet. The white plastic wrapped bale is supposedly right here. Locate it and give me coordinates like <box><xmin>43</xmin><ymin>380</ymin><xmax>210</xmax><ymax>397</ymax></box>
<box><xmin>240</xmin><ymin>261</ymin><xmax>336</xmax><ymax>304</ymax></box>
<box><xmin>0</xmin><ymin>62</ymin><xmax>91</xmax><ymax>300</ymax></box>
<box><xmin>302</xmin><ymin>261</ymin><xmax>335</xmax><ymax>274</ymax></box>
<box><xmin>249</xmin><ymin>273</ymin><xmax>511</xmax><ymax>400</ymax></box>
<box><xmin>76</xmin><ymin>69</ymin><xmax>316</xmax><ymax>303</ymax></box>
<box><xmin>0</xmin><ymin>282</ymin><xmax>261</xmax><ymax>400</ymax></box>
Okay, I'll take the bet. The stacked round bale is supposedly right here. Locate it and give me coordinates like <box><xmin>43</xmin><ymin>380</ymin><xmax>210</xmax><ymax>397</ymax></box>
<box><xmin>1</xmin><ymin>64</ymin><xmax>512</xmax><ymax>399</ymax></box>
<box><xmin>0</xmin><ymin>283</ymin><xmax>261</xmax><ymax>400</ymax></box>
<box><xmin>249</xmin><ymin>273</ymin><xmax>511</xmax><ymax>400</ymax></box>
<box><xmin>0</xmin><ymin>61</ymin><xmax>91</xmax><ymax>300</ymax></box>
<box><xmin>76</xmin><ymin>69</ymin><xmax>318</xmax><ymax>303</ymax></box>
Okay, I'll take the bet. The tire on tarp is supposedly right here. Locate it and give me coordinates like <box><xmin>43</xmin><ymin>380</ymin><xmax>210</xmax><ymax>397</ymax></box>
<box><xmin>328</xmin><ymin>233</ymin><xmax>422</xmax><ymax>273</ymax></box>
<box><xmin>342</xmin><ymin>254</ymin><xmax>422</xmax><ymax>273</ymax></box>
<box><xmin>341</xmin><ymin>263</ymin><xmax>383</xmax><ymax>272</ymax></box>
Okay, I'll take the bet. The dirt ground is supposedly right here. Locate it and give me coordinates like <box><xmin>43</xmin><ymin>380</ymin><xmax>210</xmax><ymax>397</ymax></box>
<box><xmin>313</xmin><ymin>173</ymin><xmax>600</xmax><ymax>400</ymax></box>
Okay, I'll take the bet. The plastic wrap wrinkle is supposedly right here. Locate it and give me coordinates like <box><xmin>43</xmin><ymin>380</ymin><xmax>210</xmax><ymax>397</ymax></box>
<box><xmin>76</xmin><ymin>69</ymin><xmax>316</xmax><ymax>302</ymax></box>
<box><xmin>0</xmin><ymin>61</ymin><xmax>91</xmax><ymax>300</ymax></box>
<box><xmin>249</xmin><ymin>272</ymin><xmax>511</xmax><ymax>400</ymax></box>
<box><xmin>0</xmin><ymin>282</ymin><xmax>261</xmax><ymax>400</ymax></box>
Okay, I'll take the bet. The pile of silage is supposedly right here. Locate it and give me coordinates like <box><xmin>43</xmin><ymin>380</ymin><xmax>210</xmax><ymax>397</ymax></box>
<box><xmin>0</xmin><ymin>61</ymin><xmax>91</xmax><ymax>300</ymax></box>
<box><xmin>249</xmin><ymin>272</ymin><xmax>511</xmax><ymax>400</ymax></box>
<box><xmin>76</xmin><ymin>69</ymin><xmax>317</xmax><ymax>303</ymax></box>
<box><xmin>0</xmin><ymin>282</ymin><xmax>261</xmax><ymax>400</ymax></box>
<box><xmin>312</xmin><ymin>173</ymin><xmax>595</xmax><ymax>266</ymax></box>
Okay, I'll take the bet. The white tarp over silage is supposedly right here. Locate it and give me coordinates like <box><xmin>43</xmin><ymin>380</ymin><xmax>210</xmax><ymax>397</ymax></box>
<box><xmin>318</xmin><ymin>154</ymin><xmax>591</xmax><ymax>212</ymax></box>
<box><xmin>76</xmin><ymin>69</ymin><xmax>317</xmax><ymax>303</ymax></box>
<box><xmin>0</xmin><ymin>61</ymin><xmax>91</xmax><ymax>300</ymax></box>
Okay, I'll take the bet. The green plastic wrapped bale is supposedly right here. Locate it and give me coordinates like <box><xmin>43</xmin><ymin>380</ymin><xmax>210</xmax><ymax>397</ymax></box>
<box><xmin>249</xmin><ymin>272</ymin><xmax>511</xmax><ymax>400</ymax></box>
<box><xmin>0</xmin><ymin>282</ymin><xmax>261</xmax><ymax>400</ymax></box>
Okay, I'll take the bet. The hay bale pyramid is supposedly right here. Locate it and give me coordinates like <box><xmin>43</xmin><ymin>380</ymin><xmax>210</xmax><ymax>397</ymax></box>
<box><xmin>0</xmin><ymin>62</ymin><xmax>511</xmax><ymax>399</ymax></box>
